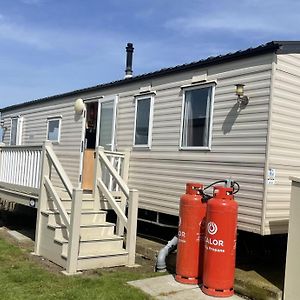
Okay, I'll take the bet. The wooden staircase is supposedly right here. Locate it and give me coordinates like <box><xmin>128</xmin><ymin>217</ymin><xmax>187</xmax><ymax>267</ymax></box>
<box><xmin>39</xmin><ymin>191</ymin><xmax>129</xmax><ymax>271</ymax></box>
<box><xmin>33</xmin><ymin>142</ymin><xmax>138</xmax><ymax>274</ymax></box>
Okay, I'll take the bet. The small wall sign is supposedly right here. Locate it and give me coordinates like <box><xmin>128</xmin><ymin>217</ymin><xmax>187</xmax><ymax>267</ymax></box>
<box><xmin>267</xmin><ymin>168</ymin><xmax>276</xmax><ymax>185</ymax></box>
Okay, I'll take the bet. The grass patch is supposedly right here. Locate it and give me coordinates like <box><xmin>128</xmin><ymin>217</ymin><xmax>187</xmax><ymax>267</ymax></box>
<box><xmin>0</xmin><ymin>237</ymin><xmax>155</xmax><ymax>300</ymax></box>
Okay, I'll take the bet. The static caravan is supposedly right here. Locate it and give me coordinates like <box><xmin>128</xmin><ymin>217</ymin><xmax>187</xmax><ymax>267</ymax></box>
<box><xmin>1</xmin><ymin>41</ymin><xmax>300</xmax><ymax>249</ymax></box>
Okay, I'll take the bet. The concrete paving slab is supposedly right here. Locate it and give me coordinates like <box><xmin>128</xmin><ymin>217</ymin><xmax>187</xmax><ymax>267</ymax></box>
<box><xmin>7</xmin><ymin>230</ymin><xmax>32</xmax><ymax>242</ymax></box>
<box><xmin>136</xmin><ymin>236</ymin><xmax>283</xmax><ymax>300</ymax></box>
<box><xmin>128</xmin><ymin>275</ymin><xmax>243</xmax><ymax>300</ymax></box>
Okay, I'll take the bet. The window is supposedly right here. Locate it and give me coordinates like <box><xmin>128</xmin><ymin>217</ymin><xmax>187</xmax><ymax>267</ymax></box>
<box><xmin>133</xmin><ymin>95</ymin><xmax>154</xmax><ymax>147</ymax></box>
<box><xmin>47</xmin><ymin>117</ymin><xmax>61</xmax><ymax>142</ymax></box>
<box><xmin>10</xmin><ymin>117</ymin><xmax>23</xmax><ymax>145</ymax></box>
<box><xmin>181</xmin><ymin>85</ymin><xmax>214</xmax><ymax>149</ymax></box>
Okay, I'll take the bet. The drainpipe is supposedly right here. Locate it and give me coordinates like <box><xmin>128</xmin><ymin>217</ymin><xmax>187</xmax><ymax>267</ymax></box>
<box><xmin>125</xmin><ymin>43</ymin><xmax>134</xmax><ymax>79</ymax></box>
<box><xmin>155</xmin><ymin>236</ymin><xmax>178</xmax><ymax>272</ymax></box>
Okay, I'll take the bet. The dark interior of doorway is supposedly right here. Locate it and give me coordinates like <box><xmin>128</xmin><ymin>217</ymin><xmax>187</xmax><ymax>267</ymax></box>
<box><xmin>85</xmin><ymin>102</ymin><xmax>98</xmax><ymax>149</ymax></box>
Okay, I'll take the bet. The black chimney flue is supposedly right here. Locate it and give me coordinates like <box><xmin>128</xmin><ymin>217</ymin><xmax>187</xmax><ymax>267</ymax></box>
<box><xmin>125</xmin><ymin>43</ymin><xmax>134</xmax><ymax>78</ymax></box>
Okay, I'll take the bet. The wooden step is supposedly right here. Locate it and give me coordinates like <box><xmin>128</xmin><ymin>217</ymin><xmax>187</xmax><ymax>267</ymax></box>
<box><xmin>62</xmin><ymin>249</ymin><xmax>129</xmax><ymax>270</ymax></box>
<box><xmin>47</xmin><ymin>199</ymin><xmax>94</xmax><ymax>210</ymax></box>
<box><xmin>59</xmin><ymin>235</ymin><xmax>124</xmax><ymax>257</ymax></box>
<box><xmin>79</xmin><ymin>223</ymin><xmax>115</xmax><ymax>239</ymax></box>
<box><xmin>59</xmin><ymin>199</ymin><xmax>123</xmax><ymax>210</ymax></box>
<box><xmin>53</xmin><ymin>188</ymin><xmax>122</xmax><ymax>210</ymax></box>
<box><xmin>48</xmin><ymin>222</ymin><xmax>116</xmax><ymax>240</ymax></box>
<box><xmin>44</xmin><ymin>210</ymin><xmax>107</xmax><ymax>226</ymax></box>
<box><xmin>51</xmin><ymin>188</ymin><xmax>94</xmax><ymax>200</ymax></box>
<box><xmin>59</xmin><ymin>194</ymin><xmax>94</xmax><ymax>202</ymax></box>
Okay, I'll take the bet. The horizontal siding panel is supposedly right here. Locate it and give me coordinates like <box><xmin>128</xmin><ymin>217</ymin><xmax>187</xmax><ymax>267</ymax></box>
<box><xmin>130</xmin><ymin>152</ymin><xmax>266</xmax><ymax>164</ymax></box>
<box><xmin>128</xmin><ymin>155</ymin><xmax>265</xmax><ymax>231</ymax></box>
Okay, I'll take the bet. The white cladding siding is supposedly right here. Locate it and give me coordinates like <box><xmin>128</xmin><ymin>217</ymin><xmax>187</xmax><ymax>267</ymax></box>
<box><xmin>1</xmin><ymin>97</ymin><xmax>83</xmax><ymax>186</ymax></box>
<box><xmin>0</xmin><ymin>53</ymin><xmax>273</xmax><ymax>234</ymax></box>
<box><xmin>265</xmin><ymin>53</ymin><xmax>300</xmax><ymax>234</ymax></box>
<box><xmin>116</xmin><ymin>54</ymin><xmax>273</xmax><ymax>234</ymax></box>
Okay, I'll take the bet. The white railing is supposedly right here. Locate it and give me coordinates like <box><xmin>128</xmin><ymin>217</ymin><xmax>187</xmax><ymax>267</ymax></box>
<box><xmin>102</xmin><ymin>150</ymin><xmax>129</xmax><ymax>193</ymax></box>
<box><xmin>94</xmin><ymin>146</ymin><xmax>138</xmax><ymax>266</ymax></box>
<box><xmin>0</xmin><ymin>144</ymin><xmax>43</xmax><ymax>189</ymax></box>
<box><xmin>34</xmin><ymin>141</ymin><xmax>82</xmax><ymax>275</ymax></box>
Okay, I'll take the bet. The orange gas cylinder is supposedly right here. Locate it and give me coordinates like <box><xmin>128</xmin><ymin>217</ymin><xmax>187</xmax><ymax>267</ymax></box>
<box><xmin>202</xmin><ymin>185</ymin><xmax>238</xmax><ymax>297</ymax></box>
<box><xmin>176</xmin><ymin>182</ymin><xmax>207</xmax><ymax>284</ymax></box>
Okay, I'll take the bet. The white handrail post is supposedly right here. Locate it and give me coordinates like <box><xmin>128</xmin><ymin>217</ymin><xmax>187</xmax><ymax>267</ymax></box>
<box><xmin>34</xmin><ymin>141</ymin><xmax>52</xmax><ymax>255</ymax></box>
<box><xmin>126</xmin><ymin>189</ymin><xmax>139</xmax><ymax>267</ymax></box>
<box><xmin>116</xmin><ymin>148</ymin><xmax>131</xmax><ymax>236</ymax></box>
<box><xmin>0</xmin><ymin>143</ymin><xmax>4</xmax><ymax>180</ymax></box>
<box><xmin>65</xmin><ymin>187</ymin><xmax>83</xmax><ymax>275</ymax></box>
<box><xmin>93</xmin><ymin>146</ymin><xmax>103</xmax><ymax>210</ymax></box>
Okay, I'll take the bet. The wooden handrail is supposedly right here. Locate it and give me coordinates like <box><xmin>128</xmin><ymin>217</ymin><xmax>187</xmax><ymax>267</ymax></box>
<box><xmin>44</xmin><ymin>176</ymin><xmax>71</xmax><ymax>231</ymax></box>
<box><xmin>35</xmin><ymin>141</ymin><xmax>83</xmax><ymax>273</ymax></box>
<box><xmin>97</xmin><ymin>178</ymin><xmax>128</xmax><ymax>228</ymax></box>
<box><xmin>94</xmin><ymin>147</ymin><xmax>139</xmax><ymax>266</ymax></box>
<box><xmin>0</xmin><ymin>144</ymin><xmax>43</xmax><ymax>150</ymax></box>
<box><xmin>103</xmin><ymin>149</ymin><xmax>125</xmax><ymax>157</ymax></box>
<box><xmin>45</xmin><ymin>145</ymin><xmax>73</xmax><ymax>198</ymax></box>
<box><xmin>98</xmin><ymin>149</ymin><xmax>129</xmax><ymax>198</ymax></box>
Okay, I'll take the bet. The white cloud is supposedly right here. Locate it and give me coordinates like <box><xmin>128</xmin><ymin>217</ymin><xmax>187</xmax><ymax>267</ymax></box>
<box><xmin>0</xmin><ymin>20</ymin><xmax>47</xmax><ymax>49</ymax></box>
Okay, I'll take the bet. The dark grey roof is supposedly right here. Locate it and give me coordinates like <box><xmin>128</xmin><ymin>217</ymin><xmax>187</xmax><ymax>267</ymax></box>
<box><xmin>1</xmin><ymin>41</ymin><xmax>300</xmax><ymax>113</ymax></box>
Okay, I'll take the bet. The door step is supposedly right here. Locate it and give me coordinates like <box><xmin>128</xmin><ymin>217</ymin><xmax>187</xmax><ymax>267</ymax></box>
<box><xmin>62</xmin><ymin>249</ymin><xmax>129</xmax><ymax>270</ymax></box>
<box><xmin>44</xmin><ymin>210</ymin><xmax>107</xmax><ymax>226</ymax></box>
<box><xmin>47</xmin><ymin>222</ymin><xmax>116</xmax><ymax>240</ymax></box>
<box><xmin>58</xmin><ymin>235</ymin><xmax>124</xmax><ymax>256</ymax></box>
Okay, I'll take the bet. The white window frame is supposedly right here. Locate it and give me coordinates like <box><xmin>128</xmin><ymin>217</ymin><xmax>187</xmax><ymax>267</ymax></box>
<box><xmin>10</xmin><ymin>116</ymin><xmax>23</xmax><ymax>145</ymax></box>
<box><xmin>133</xmin><ymin>94</ymin><xmax>154</xmax><ymax>148</ymax></box>
<box><xmin>96</xmin><ymin>95</ymin><xmax>118</xmax><ymax>151</ymax></box>
<box><xmin>179</xmin><ymin>83</ymin><xmax>215</xmax><ymax>151</ymax></box>
<box><xmin>46</xmin><ymin>117</ymin><xmax>62</xmax><ymax>143</ymax></box>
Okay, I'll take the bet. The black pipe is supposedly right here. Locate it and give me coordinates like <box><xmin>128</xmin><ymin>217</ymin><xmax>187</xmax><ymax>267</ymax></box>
<box><xmin>125</xmin><ymin>43</ymin><xmax>134</xmax><ymax>78</ymax></box>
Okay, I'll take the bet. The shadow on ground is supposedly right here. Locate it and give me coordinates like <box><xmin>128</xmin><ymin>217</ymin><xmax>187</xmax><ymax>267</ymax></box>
<box><xmin>0</xmin><ymin>205</ymin><xmax>36</xmax><ymax>240</ymax></box>
<box><xmin>236</xmin><ymin>231</ymin><xmax>286</xmax><ymax>291</ymax></box>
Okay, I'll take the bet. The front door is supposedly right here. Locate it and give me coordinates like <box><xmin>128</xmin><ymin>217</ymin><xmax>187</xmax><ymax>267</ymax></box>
<box><xmin>81</xmin><ymin>96</ymin><xmax>117</xmax><ymax>190</ymax></box>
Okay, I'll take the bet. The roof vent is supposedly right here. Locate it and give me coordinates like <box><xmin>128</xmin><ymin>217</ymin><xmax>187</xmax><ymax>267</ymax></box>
<box><xmin>125</xmin><ymin>43</ymin><xmax>134</xmax><ymax>79</ymax></box>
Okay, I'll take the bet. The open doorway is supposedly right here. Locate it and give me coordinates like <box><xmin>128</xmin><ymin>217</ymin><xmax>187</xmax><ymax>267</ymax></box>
<box><xmin>81</xmin><ymin>96</ymin><xmax>118</xmax><ymax>191</ymax></box>
<box><xmin>82</xmin><ymin>101</ymin><xmax>98</xmax><ymax>190</ymax></box>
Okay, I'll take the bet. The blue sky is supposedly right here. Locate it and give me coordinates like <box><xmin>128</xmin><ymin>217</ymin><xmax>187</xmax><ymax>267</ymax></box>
<box><xmin>0</xmin><ymin>0</ymin><xmax>299</xmax><ymax>108</ymax></box>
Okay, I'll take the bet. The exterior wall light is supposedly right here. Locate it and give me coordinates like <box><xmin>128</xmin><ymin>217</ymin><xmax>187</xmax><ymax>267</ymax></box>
<box><xmin>74</xmin><ymin>98</ymin><xmax>85</xmax><ymax>114</ymax></box>
<box><xmin>235</xmin><ymin>84</ymin><xmax>249</xmax><ymax>106</ymax></box>
<box><xmin>0</xmin><ymin>119</ymin><xmax>6</xmax><ymax>129</ymax></box>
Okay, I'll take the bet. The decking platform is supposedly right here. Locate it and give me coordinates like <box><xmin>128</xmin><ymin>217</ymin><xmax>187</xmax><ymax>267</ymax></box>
<box><xmin>0</xmin><ymin>142</ymin><xmax>139</xmax><ymax>274</ymax></box>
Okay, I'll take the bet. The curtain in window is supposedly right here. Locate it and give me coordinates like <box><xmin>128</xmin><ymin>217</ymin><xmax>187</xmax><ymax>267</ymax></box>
<box><xmin>183</xmin><ymin>91</ymin><xmax>193</xmax><ymax>146</ymax></box>
<box><xmin>99</xmin><ymin>100</ymin><xmax>114</xmax><ymax>150</ymax></box>
<box><xmin>135</xmin><ymin>98</ymin><xmax>151</xmax><ymax>145</ymax></box>
<box><xmin>182</xmin><ymin>87</ymin><xmax>212</xmax><ymax>147</ymax></box>
<box><xmin>10</xmin><ymin>118</ymin><xmax>18</xmax><ymax>145</ymax></box>
<box><xmin>48</xmin><ymin>120</ymin><xmax>60</xmax><ymax>141</ymax></box>
<box><xmin>203</xmin><ymin>89</ymin><xmax>211</xmax><ymax>145</ymax></box>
